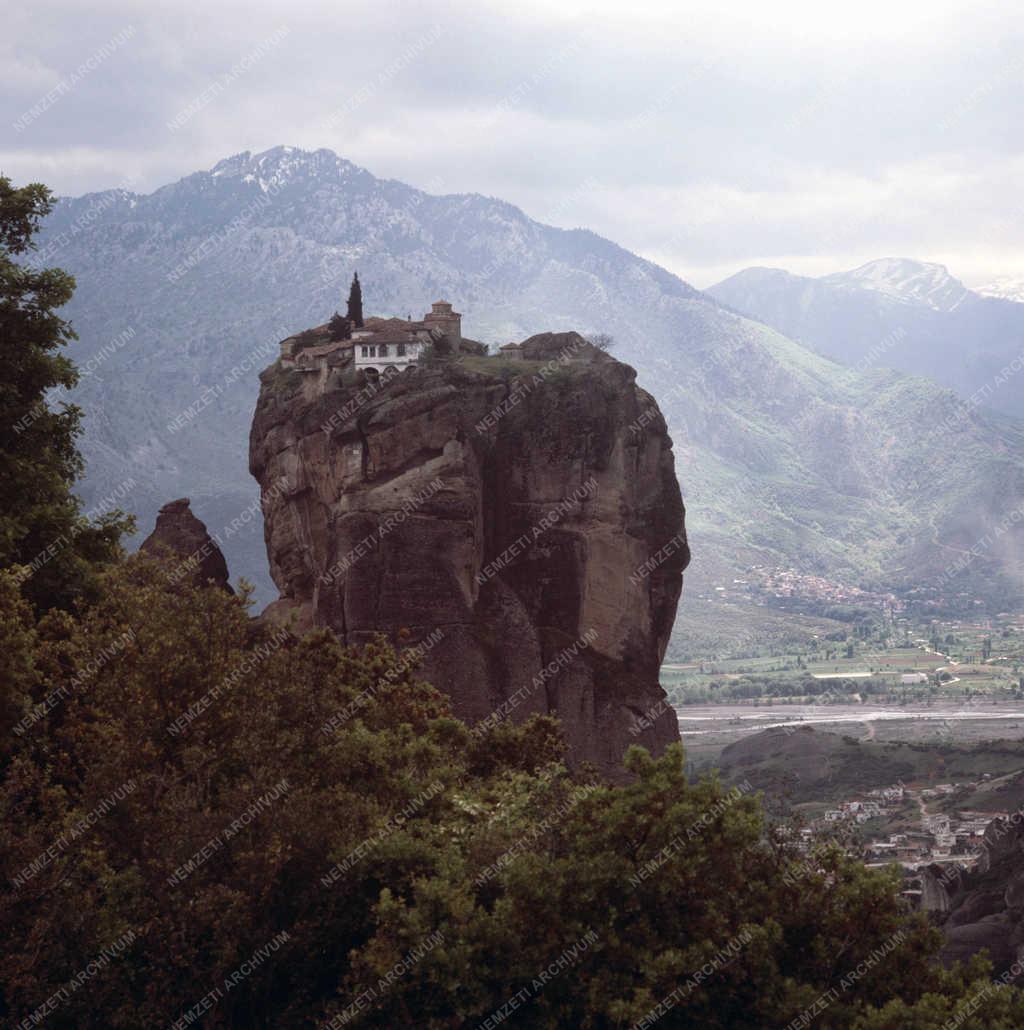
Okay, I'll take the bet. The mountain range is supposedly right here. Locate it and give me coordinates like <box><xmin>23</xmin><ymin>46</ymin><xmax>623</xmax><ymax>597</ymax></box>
<box><xmin>708</xmin><ymin>258</ymin><xmax>1024</xmax><ymax>417</ymax></box>
<box><xmin>30</xmin><ymin>147</ymin><xmax>1024</xmax><ymax>652</ymax></box>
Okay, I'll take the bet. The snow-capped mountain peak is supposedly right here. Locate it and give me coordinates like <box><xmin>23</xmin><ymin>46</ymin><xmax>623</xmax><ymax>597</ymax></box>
<box><xmin>821</xmin><ymin>258</ymin><xmax>972</xmax><ymax>312</ymax></box>
<box><xmin>974</xmin><ymin>277</ymin><xmax>1024</xmax><ymax>305</ymax></box>
<box><xmin>206</xmin><ymin>146</ymin><xmax>367</xmax><ymax>192</ymax></box>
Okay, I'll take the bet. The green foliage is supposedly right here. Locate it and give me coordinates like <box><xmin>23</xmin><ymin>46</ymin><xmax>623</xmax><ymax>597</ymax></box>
<box><xmin>0</xmin><ymin>570</ymin><xmax>40</xmax><ymax>758</ymax></box>
<box><xmin>328</xmin><ymin>311</ymin><xmax>351</xmax><ymax>341</ymax></box>
<box><xmin>458</xmin><ymin>355</ymin><xmax>545</xmax><ymax>376</ymax></box>
<box><xmin>0</xmin><ymin>177</ymin><xmax>132</xmax><ymax>612</ymax></box>
<box><xmin>1</xmin><ymin>559</ymin><xmax>1022</xmax><ymax>1026</ymax></box>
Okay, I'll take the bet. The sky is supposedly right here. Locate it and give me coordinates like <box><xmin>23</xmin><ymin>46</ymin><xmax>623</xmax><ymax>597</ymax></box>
<box><xmin>2</xmin><ymin>0</ymin><xmax>1022</xmax><ymax>288</ymax></box>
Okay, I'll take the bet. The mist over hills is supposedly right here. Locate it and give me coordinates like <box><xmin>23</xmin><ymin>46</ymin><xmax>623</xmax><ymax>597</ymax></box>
<box><xmin>708</xmin><ymin>258</ymin><xmax>1024</xmax><ymax>418</ymax></box>
<box><xmin>32</xmin><ymin>147</ymin><xmax>1024</xmax><ymax>646</ymax></box>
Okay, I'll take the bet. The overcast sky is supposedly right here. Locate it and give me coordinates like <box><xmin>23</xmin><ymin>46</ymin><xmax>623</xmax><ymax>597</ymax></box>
<box><xmin>2</xmin><ymin>0</ymin><xmax>1022</xmax><ymax>287</ymax></box>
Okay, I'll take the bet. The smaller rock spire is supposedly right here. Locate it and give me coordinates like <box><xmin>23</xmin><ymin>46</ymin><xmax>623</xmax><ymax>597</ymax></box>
<box><xmin>140</xmin><ymin>498</ymin><xmax>234</xmax><ymax>593</ymax></box>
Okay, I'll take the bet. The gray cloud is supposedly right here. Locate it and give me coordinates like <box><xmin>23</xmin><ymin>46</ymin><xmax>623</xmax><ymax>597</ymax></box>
<box><xmin>2</xmin><ymin>0</ymin><xmax>1022</xmax><ymax>287</ymax></box>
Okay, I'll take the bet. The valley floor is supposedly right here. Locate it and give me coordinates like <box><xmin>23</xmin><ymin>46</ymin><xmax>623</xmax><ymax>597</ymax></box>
<box><xmin>679</xmin><ymin>691</ymin><xmax>1024</xmax><ymax>892</ymax></box>
<box><xmin>677</xmin><ymin>701</ymin><xmax>1024</xmax><ymax>768</ymax></box>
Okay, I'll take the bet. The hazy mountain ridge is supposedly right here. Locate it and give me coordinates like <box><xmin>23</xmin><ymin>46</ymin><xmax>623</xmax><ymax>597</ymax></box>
<box><xmin>822</xmin><ymin>257</ymin><xmax>972</xmax><ymax>312</ymax></box>
<box><xmin>32</xmin><ymin>146</ymin><xmax>1024</xmax><ymax>632</ymax></box>
<box><xmin>708</xmin><ymin>259</ymin><xmax>1024</xmax><ymax>418</ymax></box>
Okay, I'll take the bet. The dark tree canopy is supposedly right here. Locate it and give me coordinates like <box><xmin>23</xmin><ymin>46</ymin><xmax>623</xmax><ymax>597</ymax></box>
<box><xmin>328</xmin><ymin>311</ymin><xmax>351</xmax><ymax>341</ymax></box>
<box><xmin>346</xmin><ymin>272</ymin><xmax>364</xmax><ymax>328</ymax></box>
<box><xmin>0</xmin><ymin>177</ymin><xmax>131</xmax><ymax>613</ymax></box>
<box><xmin>1</xmin><ymin>555</ymin><xmax>1021</xmax><ymax>1027</ymax></box>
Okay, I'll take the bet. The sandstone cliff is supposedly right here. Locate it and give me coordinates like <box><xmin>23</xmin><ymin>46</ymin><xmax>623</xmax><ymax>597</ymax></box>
<box><xmin>923</xmin><ymin>814</ymin><xmax>1024</xmax><ymax>975</ymax></box>
<box><xmin>249</xmin><ymin>332</ymin><xmax>688</xmax><ymax>775</ymax></box>
<box><xmin>140</xmin><ymin>498</ymin><xmax>233</xmax><ymax>593</ymax></box>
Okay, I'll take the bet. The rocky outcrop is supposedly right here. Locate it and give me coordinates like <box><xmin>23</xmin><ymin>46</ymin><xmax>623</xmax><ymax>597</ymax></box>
<box><xmin>249</xmin><ymin>331</ymin><xmax>688</xmax><ymax>775</ymax></box>
<box><xmin>140</xmin><ymin>498</ymin><xmax>233</xmax><ymax>593</ymax></box>
<box><xmin>925</xmin><ymin>813</ymin><xmax>1024</xmax><ymax>975</ymax></box>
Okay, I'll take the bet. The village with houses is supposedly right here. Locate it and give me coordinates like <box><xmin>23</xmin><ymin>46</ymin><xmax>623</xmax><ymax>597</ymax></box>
<box><xmin>798</xmin><ymin>778</ymin><xmax>1002</xmax><ymax>906</ymax></box>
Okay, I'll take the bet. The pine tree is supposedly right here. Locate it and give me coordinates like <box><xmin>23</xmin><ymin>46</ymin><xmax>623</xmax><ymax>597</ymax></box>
<box><xmin>346</xmin><ymin>272</ymin><xmax>364</xmax><ymax>328</ymax></box>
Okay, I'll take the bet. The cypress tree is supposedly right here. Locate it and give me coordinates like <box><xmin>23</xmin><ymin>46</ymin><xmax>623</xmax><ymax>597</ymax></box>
<box><xmin>346</xmin><ymin>272</ymin><xmax>364</xmax><ymax>328</ymax></box>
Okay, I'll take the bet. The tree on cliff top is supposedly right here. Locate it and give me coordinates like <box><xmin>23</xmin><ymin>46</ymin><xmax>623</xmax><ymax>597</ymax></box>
<box><xmin>328</xmin><ymin>311</ymin><xmax>351</xmax><ymax>341</ymax></box>
<box><xmin>0</xmin><ymin>177</ymin><xmax>131</xmax><ymax>613</ymax></box>
<box><xmin>346</xmin><ymin>271</ymin><xmax>364</xmax><ymax>328</ymax></box>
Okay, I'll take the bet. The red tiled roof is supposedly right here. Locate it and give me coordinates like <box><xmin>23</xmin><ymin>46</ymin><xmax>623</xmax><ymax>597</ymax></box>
<box><xmin>296</xmin><ymin>340</ymin><xmax>353</xmax><ymax>359</ymax></box>
<box><xmin>357</xmin><ymin>330</ymin><xmax>423</xmax><ymax>345</ymax></box>
<box><xmin>363</xmin><ymin>316</ymin><xmax>429</xmax><ymax>332</ymax></box>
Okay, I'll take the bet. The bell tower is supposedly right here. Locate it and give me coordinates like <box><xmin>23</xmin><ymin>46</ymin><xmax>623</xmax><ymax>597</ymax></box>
<box><xmin>424</xmin><ymin>300</ymin><xmax>462</xmax><ymax>348</ymax></box>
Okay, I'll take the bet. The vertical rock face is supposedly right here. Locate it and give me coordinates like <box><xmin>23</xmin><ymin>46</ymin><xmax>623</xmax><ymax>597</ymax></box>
<box><xmin>249</xmin><ymin>331</ymin><xmax>688</xmax><ymax>775</ymax></box>
<box><xmin>930</xmin><ymin>815</ymin><xmax>1024</xmax><ymax>975</ymax></box>
<box><xmin>140</xmin><ymin>498</ymin><xmax>234</xmax><ymax>593</ymax></box>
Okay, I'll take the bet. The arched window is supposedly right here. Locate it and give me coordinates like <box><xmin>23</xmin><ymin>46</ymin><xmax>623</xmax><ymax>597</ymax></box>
<box><xmin>379</xmin><ymin>344</ymin><xmax>389</xmax><ymax>357</ymax></box>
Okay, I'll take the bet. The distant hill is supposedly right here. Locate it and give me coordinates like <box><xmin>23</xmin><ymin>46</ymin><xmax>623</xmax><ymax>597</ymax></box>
<box><xmin>30</xmin><ymin>148</ymin><xmax>1024</xmax><ymax>636</ymax></box>
<box><xmin>712</xmin><ymin>726</ymin><xmax>1024</xmax><ymax>803</ymax></box>
<box><xmin>708</xmin><ymin>258</ymin><xmax>1024</xmax><ymax>418</ymax></box>
<box><xmin>823</xmin><ymin>258</ymin><xmax>973</xmax><ymax>312</ymax></box>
